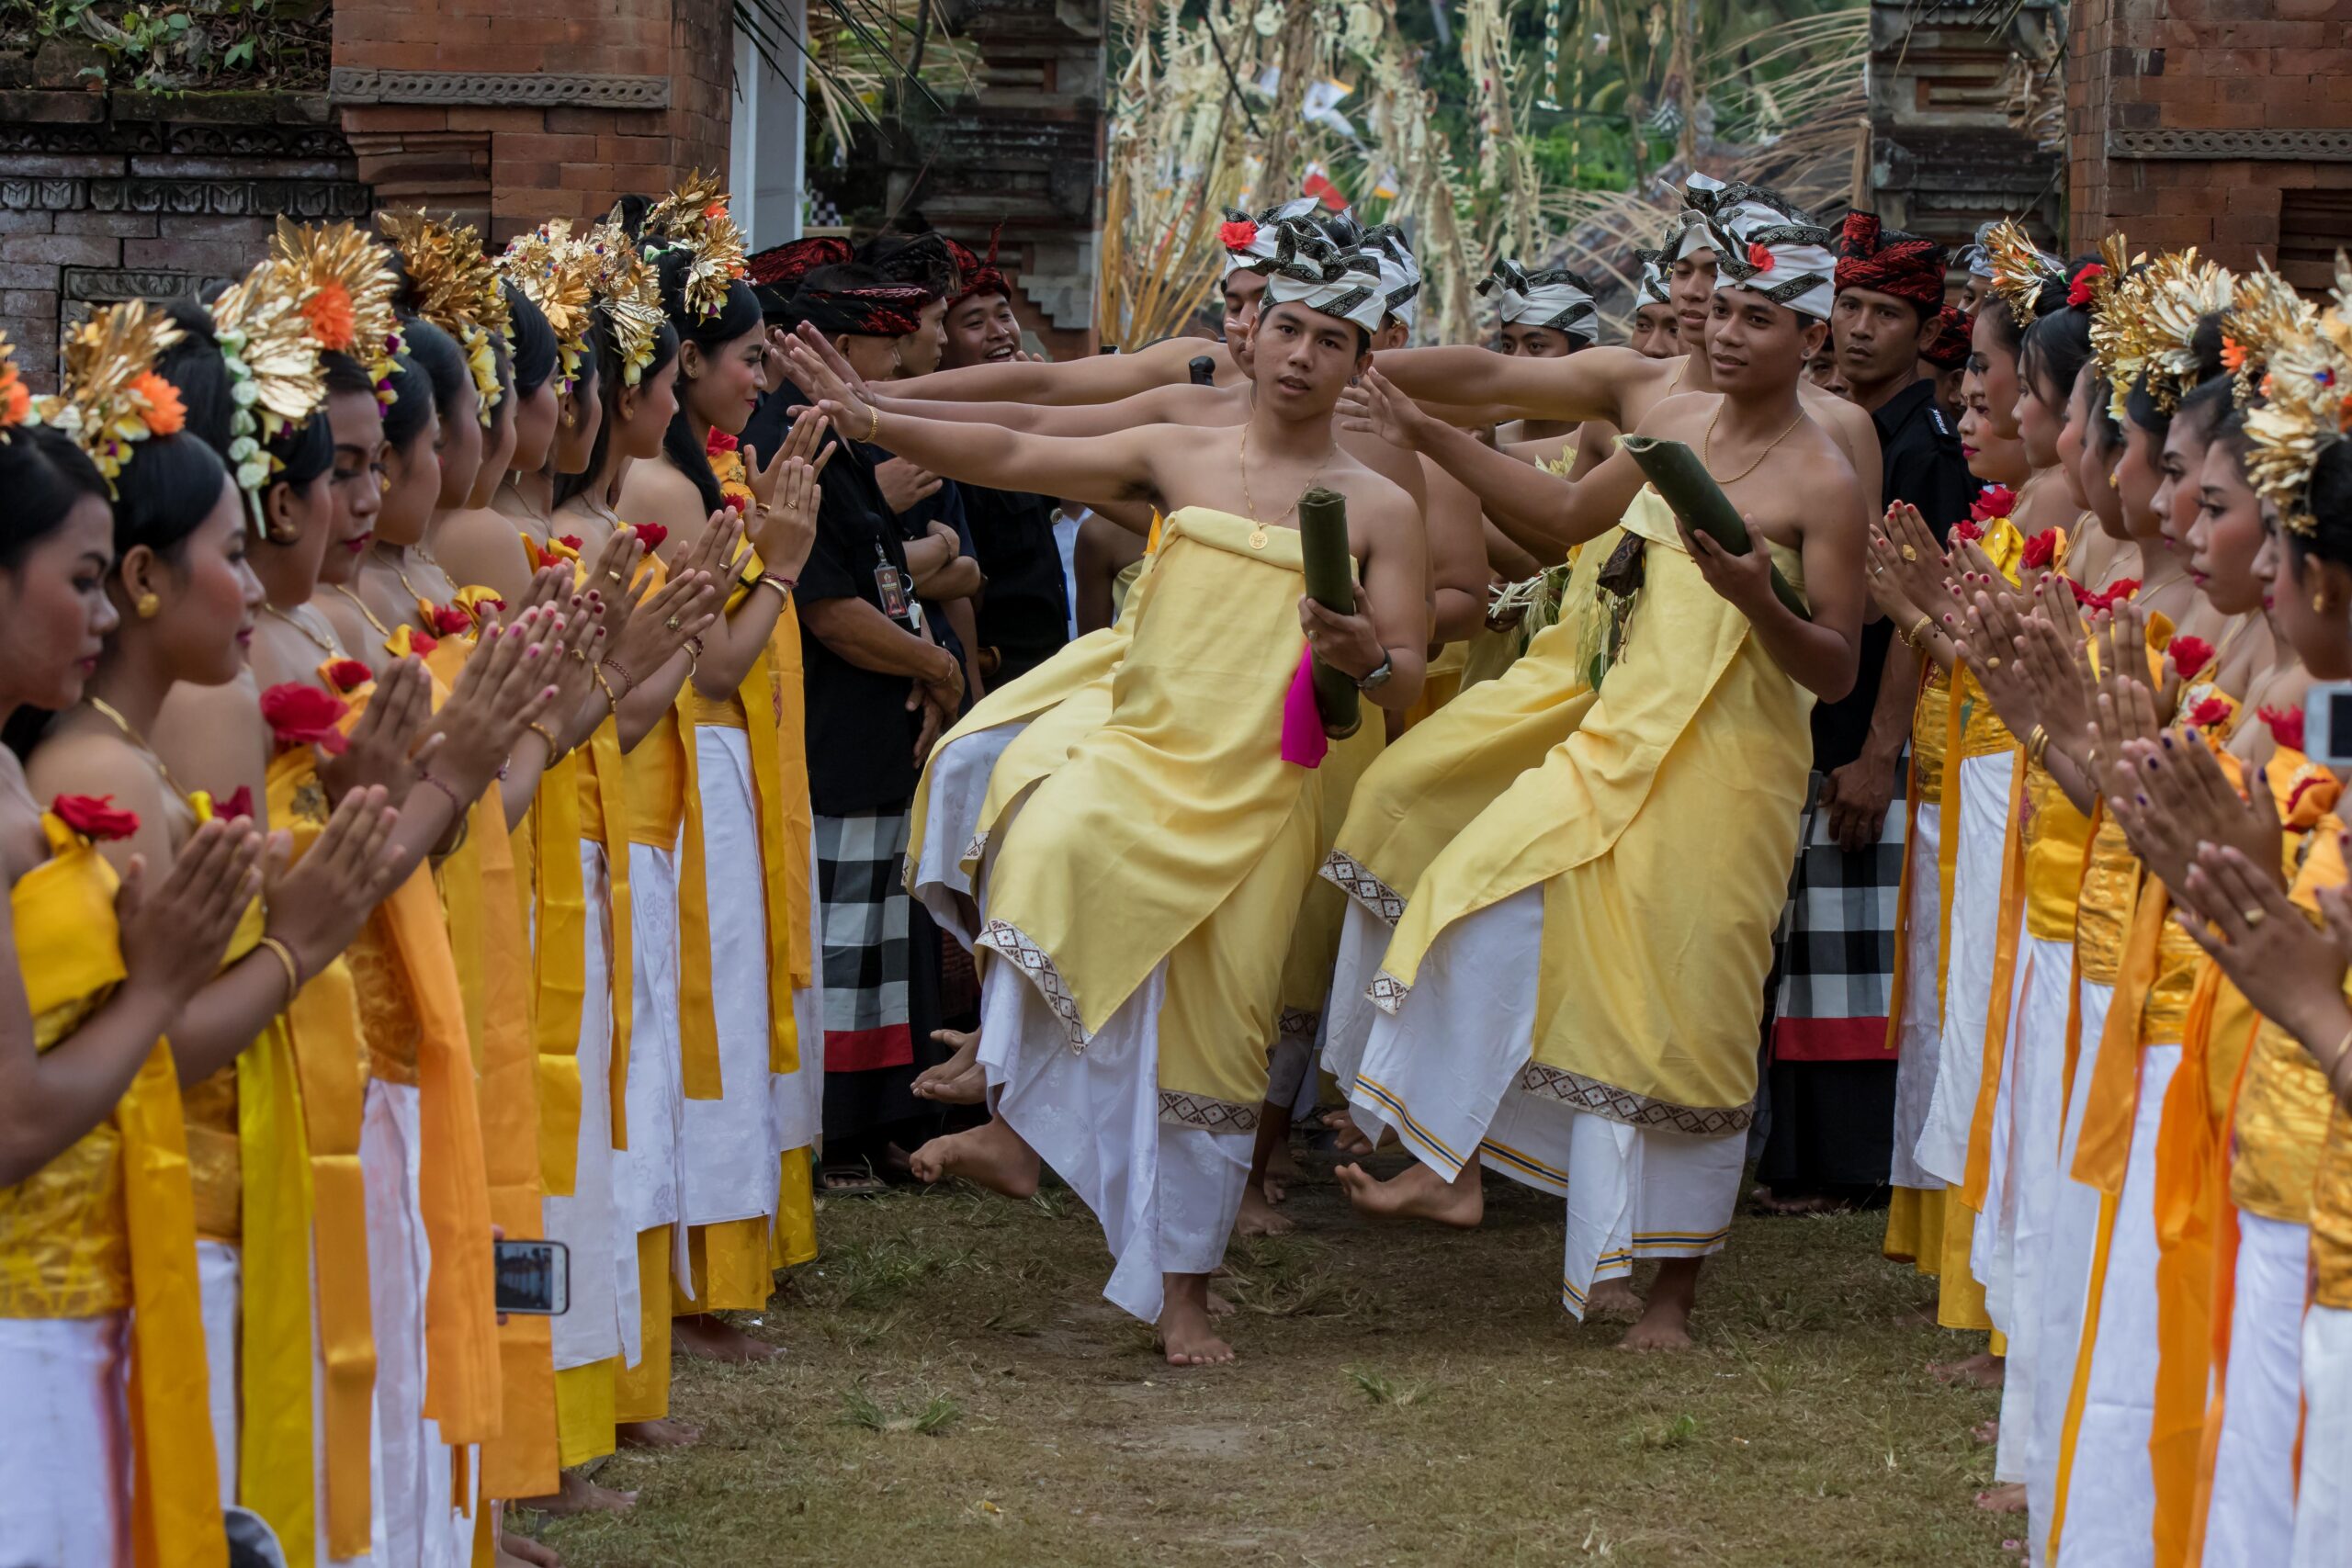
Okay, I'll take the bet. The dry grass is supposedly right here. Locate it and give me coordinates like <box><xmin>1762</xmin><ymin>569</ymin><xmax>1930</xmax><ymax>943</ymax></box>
<box><xmin>536</xmin><ymin>1155</ymin><xmax>2014</xmax><ymax>1567</ymax></box>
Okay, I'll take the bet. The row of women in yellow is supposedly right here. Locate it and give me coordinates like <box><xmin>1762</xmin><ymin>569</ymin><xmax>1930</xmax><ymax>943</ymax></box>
<box><xmin>0</xmin><ymin>175</ymin><xmax>854</xmax><ymax>1566</ymax></box>
<box><xmin>1850</xmin><ymin>230</ymin><xmax>2352</xmax><ymax>1566</ymax></box>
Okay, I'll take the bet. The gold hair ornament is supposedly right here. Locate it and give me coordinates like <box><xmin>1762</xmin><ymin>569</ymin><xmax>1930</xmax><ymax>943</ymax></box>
<box><xmin>28</xmin><ymin>300</ymin><xmax>187</xmax><ymax>492</ymax></box>
<box><xmin>583</xmin><ymin>217</ymin><xmax>665</xmax><ymax>387</ymax></box>
<box><xmin>2244</xmin><ymin>255</ymin><xmax>2352</xmax><ymax>537</ymax></box>
<box><xmin>500</xmin><ymin>220</ymin><xmax>597</xmax><ymax>396</ymax></box>
<box><xmin>1982</xmin><ymin>218</ymin><xmax>2064</xmax><ymax>327</ymax></box>
<box><xmin>379</xmin><ymin>209</ymin><xmax>508</xmax><ymax>425</ymax></box>
<box><xmin>209</xmin><ymin>257</ymin><xmax>331</xmax><ymax>534</ymax></box>
<box><xmin>269</xmin><ymin>218</ymin><xmax>403</xmax><ymax>408</ymax></box>
<box><xmin>640</xmin><ymin>170</ymin><xmax>749</xmax><ymax>321</ymax></box>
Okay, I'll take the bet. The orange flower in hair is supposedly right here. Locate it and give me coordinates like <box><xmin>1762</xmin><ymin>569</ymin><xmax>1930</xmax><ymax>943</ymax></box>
<box><xmin>129</xmin><ymin>371</ymin><xmax>185</xmax><ymax>436</ymax></box>
<box><xmin>302</xmin><ymin>279</ymin><xmax>358</xmax><ymax>352</ymax></box>
<box><xmin>0</xmin><ymin>373</ymin><xmax>25</xmax><ymax>429</ymax></box>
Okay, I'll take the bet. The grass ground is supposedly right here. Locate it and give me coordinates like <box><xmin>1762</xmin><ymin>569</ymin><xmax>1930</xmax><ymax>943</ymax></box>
<box><xmin>536</xmin><ymin>1156</ymin><xmax>2015</xmax><ymax>1567</ymax></box>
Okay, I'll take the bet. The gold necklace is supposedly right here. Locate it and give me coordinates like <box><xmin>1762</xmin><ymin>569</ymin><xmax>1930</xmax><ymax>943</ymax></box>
<box><xmin>1701</xmin><ymin>402</ymin><xmax>1808</xmax><ymax>487</ymax></box>
<box><xmin>86</xmin><ymin>695</ymin><xmax>188</xmax><ymax>799</ymax></box>
<box><xmin>1238</xmin><ymin>423</ymin><xmax>1332</xmax><ymax>550</ymax></box>
<box><xmin>263</xmin><ymin>604</ymin><xmax>341</xmax><ymax>656</ymax></box>
<box><xmin>328</xmin><ymin>581</ymin><xmax>394</xmax><ymax>637</ymax></box>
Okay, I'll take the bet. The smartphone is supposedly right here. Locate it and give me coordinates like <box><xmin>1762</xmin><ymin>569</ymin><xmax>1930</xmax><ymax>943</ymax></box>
<box><xmin>2305</xmin><ymin>681</ymin><xmax>2352</xmax><ymax>768</ymax></box>
<box><xmin>492</xmin><ymin>1238</ymin><xmax>569</xmax><ymax>1316</ymax></box>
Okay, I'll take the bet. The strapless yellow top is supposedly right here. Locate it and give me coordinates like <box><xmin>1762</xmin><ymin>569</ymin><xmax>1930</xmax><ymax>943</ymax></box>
<box><xmin>2233</xmin><ymin>813</ymin><xmax>2347</xmax><ymax>1222</ymax></box>
<box><xmin>2021</xmin><ymin>759</ymin><xmax>2096</xmax><ymax>942</ymax></box>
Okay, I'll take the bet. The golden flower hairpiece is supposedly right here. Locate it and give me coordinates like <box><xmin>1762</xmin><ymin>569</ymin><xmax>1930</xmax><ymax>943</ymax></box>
<box><xmin>209</xmin><ymin>256</ymin><xmax>331</xmax><ymax>533</ymax></box>
<box><xmin>268</xmin><ymin>218</ymin><xmax>403</xmax><ymax>406</ymax></box>
<box><xmin>583</xmin><ymin>216</ymin><xmax>665</xmax><ymax>387</ymax></box>
<box><xmin>2245</xmin><ymin>256</ymin><xmax>2352</xmax><ymax>536</ymax></box>
<box><xmin>379</xmin><ymin>209</ymin><xmax>508</xmax><ymax>425</ymax></box>
<box><xmin>29</xmin><ymin>300</ymin><xmax>187</xmax><ymax>491</ymax></box>
<box><xmin>500</xmin><ymin>219</ymin><xmax>598</xmax><ymax>395</ymax></box>
<box><xmin>2222</xmin><ymin>261</ymin><xmax>2317</xmax><ymax>405</ymax></box>
<box><xmin>640</xmin><ymin>170</ymin><xmax>749</xmax><ymax>321</ymax></box>
<box><xmin>1982</xmin><ymin>218</ymin><xmax>2064</xmax><ymax>327</ymax></box>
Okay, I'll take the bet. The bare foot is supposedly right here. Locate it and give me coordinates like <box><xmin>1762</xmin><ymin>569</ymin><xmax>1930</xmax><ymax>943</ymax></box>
<box><xmin>1334</xmin><ymin>1160</ymin><xmax>1482</xmax><ymax>1228</ymax></box>
<box><xmin>616</xmin><ymin>1416</ymin><xmax>699</xmax><ymax>1450</ymax></box>
<box><xmin>1234</xmin><ymin>1184</ymin><xmax>1295</xmax><ymax>1237</ymax></box>
<box><xmin>913</xmin><ymin>1029</ymin><xmax>982</xmax><ymax>1101</ymax></box>
<box><xmin>1975</xmin><ymin>1483</ymin><xmax>2028</xmax><ymax>1513</ymax></box>
<box><xmin>909</xmin><ymin>1116</ymin><xmax>1040</xmax><ymax>1197</ymax></box>
<box><xmin>1265</xmin><ymin>1142</ymin><xmax>1305</xmax><ymax>1188</ymax></box>
<box><xmin>1973</xmin><ymin>1418</ymin><xmax>2000</xmax><ymax>1446</ymax></box>
<box><xmin>1617</xmin><ymin>1256</ymin><xmax>1700</xmax><ymax>1351</ymax></box>
<box><xmin>673</xmin><ymin>1312</ymin><xmax>780</xmax><ymax>1364</ymax></box>
<box><xmin>1323</xmin><ymin>1107</ymin><xmax>1377</xmax><ymax>1157</ymax></box>
<box><xmin>1929</xmin><ymin>1350</ymin><xmax>2006</xmax><ymax>1388</ymax></box>
<box><xmin>1587</xmin><ymin>1277</ymin><xmax>1645</xmax><ymax>1320</ymax></box>
<box><xmin>915</xmin><ymin>1063</ymin><xmax>986</xmax><ymax>1105</ymax></box>
<box><xmin>1205</xmin><ymin>1287</ymin><xmax>1236</xmax><ymax>1318</ymax></box>
<box><xmin>515</xmin><ymin>1471</ymin><xmax>636</xmax><ymax>1516</ymax></box>
<box><xmin>1158</xmin><ymin>1273</ymin><xmax>1237</xmax><ymax>1366</ymax></box>
<box><xmin>496</xmin><ymin>1524</ymin><xmax>564</xmax><ymax>1568</ymax></box>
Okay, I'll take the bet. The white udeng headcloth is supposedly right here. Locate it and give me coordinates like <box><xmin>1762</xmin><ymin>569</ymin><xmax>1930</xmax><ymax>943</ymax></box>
<box><xmin>1220</xmin><ymin>197</ymin><xmax>1322</xmax><ymax>278</ymax></box>
<box><xmin>1669</xmin><ymin>171</ymin><xmax>1729</xmax><ymax>261</ymax></box>
<box><xmin>1255</xmin><ymin>221</ymin><xmax>1389</xmax><ymax>335</ymax></box>
<box><xmin>1704</xmin><ymin>185</ymin><xmax>1838</xmax><ymax>321</ymax></box>
<box><xmin>1477</xmin><ymin>258</ymin><xmax>1598</xmax><ymax>343</ymax></box>
<box><xmin>1363</xmin><ymin>223</ymin><xmax>1422</xmax><ymax>332</ymax></box>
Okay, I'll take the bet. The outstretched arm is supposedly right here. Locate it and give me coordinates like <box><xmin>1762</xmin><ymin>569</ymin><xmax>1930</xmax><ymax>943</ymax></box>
<box><xmin>786</xmin><ymin>328</ymin><xmax>1165</xmax><ymax>510</ymax></box>
<box><xmin>1367</xmin><ymin>344</ymin><xmax>1645</xmax><ymax>428</ymax></box>
<box><xmin>1342</xmin><ymin>369</ymin><xmax>1642</xmax><ymax>558</ymax></box>
<box><xmin>890</xmin><ymin>335</ymin><xmax>1232</xmax><ymax>406</ymax></box>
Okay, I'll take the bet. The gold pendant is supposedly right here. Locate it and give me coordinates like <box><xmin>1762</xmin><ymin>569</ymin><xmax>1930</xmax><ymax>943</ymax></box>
<box><xmin>1249</xmin><ymin>525</ymin><xmax>1268</xmax><ymax>550</ymax></box>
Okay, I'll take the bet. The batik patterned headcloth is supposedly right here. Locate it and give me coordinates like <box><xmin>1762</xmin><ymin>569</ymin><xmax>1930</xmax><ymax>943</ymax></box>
<box><xmin>1219</xmin><ymin>197</ymin><xmax>1323</xmax><ymax>277</ymax></box>
<box><xmin>1634</xmin><ymin>245</ymin><xmax>1671</xmax><ymax>307</ymax></box>
<box><xmin>1917</xmin><ymin>306</ymin><xmax>1973</xmax><ymax>371</ymax></box>
<box><xmin>1706</xmin><ymin>186</ymin><xmax>1838</xmax><ymax>321</ymax></box>
<box><xmin>1833</xmin><ymin>211</ymin><xmax>1948</xmax><ymax>313</ymax></box>
<box><xmin>1479</xmin><ymin>258</ymin><xmax>1598</xmax><ymax>343</ymax></box>
<box><xmin>945</xmin><ymin>227</ymin><xmax>1011</xmax><ymax>309</ymax></box>
<box><xmin>1362</xmin><ymin>223</ymin><xmax>1422</xmax><ymax>332</ymax></box>
<box><xmin>1253</xmin><ymin>221</ymin><xmax>1388</xmax><ymax>335</ymax></box>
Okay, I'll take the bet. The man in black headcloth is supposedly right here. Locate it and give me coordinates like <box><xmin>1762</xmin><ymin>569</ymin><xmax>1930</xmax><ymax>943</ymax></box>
<box><xmin>1756</xmin><ymin>211</ymin><xmax>1976</xmax><ymax>1214</ymax></box>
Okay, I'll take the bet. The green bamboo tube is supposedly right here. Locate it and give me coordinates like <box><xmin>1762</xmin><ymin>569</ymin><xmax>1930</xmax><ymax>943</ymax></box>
<box><xmin>1297</xmin><ymin>485</ymin><xmax>1363</xmax><ymax>738</ymax></box>
<box><xmin>1618</xmin><ymin>434</ymin><xmax>1811</xmax><ymax>622</ymax></box>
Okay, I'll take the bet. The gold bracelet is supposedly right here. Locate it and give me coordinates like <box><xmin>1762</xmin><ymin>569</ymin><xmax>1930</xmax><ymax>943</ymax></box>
<box><xmin>2026</xmin><ymin>724</ymin><xmax>2051</xmax><ymax>767</ymax></box>
<box><xmin>255</xmin><ymin>935</ymin><xmax>302</xmax><ymax>1007</ymax></box>
<box><xmin>590</xmin><ymin>663</ymin><xmax>619</xmax><ymax>712</ymax></box>
<box><xmin>1907</xmin><ymin>614</ymin><xmax>1933</xmax><ymax>649</ymax></box>
<box><xmin>526</xmin><ymin>718</ymin><xmax>560</xmax><ymax>751</ymax></box>
<box><xmin>865</xmin><ymin>404</ymin><xmax>879</xmax><ymax>443</ymax></box>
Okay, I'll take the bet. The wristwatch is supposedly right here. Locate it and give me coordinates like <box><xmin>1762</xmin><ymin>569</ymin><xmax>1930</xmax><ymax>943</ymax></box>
<box><xmin>1355</xmin><ymin>653</ymin><xmax>1393</xmax><ymax>694</ymax></box>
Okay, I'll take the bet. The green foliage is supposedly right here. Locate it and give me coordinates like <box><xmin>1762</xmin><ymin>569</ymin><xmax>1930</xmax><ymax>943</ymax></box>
<box><xmin>2</xmin><ymin>0</ymin><xmax>328</xmax><ymax>89</ymax></box>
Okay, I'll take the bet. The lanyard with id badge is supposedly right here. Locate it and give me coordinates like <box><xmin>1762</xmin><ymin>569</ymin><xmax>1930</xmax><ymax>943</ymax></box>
<box><xmin>873</xmin><ymin>536</ymin><xmax>922</xmax><ymax>632</ymax></box>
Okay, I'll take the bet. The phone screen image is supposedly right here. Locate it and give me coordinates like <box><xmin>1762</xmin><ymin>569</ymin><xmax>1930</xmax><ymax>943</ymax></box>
<box><xmin>492</xmin><ymin>1239</ymin><xmax>570</xmax><ymax>1316</ymax></box>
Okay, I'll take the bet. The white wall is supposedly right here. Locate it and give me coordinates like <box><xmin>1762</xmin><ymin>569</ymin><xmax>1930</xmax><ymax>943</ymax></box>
<box><xmin>728</xmin><ymin>0</ymin><xmax>808</xmax><ymax>248</ymax></box>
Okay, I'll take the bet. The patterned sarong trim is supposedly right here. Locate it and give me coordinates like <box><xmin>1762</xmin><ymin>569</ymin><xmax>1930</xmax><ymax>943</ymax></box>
<box><xmin>976</xmin><ymin>917</ymin><xmax>1091</xmax><ymax>1050</ymax></box>
<box><xmin>1156</xmin><ymin>1089</ymin><xmax>1261</xmax><ymax>1134</ymax></box>
<box><xmin>1515</xmin><ymin>1061</ymin><xmax>1754</xmax><ymax>1135</ymax></box>
<box><xmin>1320</xmin><ymin>849</ymin><xmax>1406</xmax><ymax>925</ymax></box>
<box><xmin>1276</xmin><ymin>1007</ymin><xmax>1319</xmax><ymax>1049</ymax></box>
<box><xmin>1366</xmin><ymin>971</ymin><xmax>1411</xmax><ymax>1015</ymax></box>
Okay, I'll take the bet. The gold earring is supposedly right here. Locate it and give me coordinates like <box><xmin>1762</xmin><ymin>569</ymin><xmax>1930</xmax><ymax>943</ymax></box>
<box><xmin>2316</xmin><ymin>592</ymin><xmax>2330</xmax><ymax>615</ymax></box>
<box><xmin>134</xmin><ymin>592</ymin><xmax>160</xmax><ymax>619</ymax></box>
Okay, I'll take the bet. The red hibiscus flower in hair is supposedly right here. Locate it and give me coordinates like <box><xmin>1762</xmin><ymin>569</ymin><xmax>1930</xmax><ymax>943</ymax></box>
<box><xmin>2260</xmin><ymin>704</ymin><xmax>2307</xmax><ymax>753</ymax></box>
<box><xmin>2187</xmin><ymin>695</ymin><xmax>2233</xmax><ymax>731</ymax></box>
<box><xmin>706</xmin><ymin>429</ymin><xmax>740</xmax><ymax>458</ymax></box>
<box><xmin>1746</xmin><ymin>241</ymin><xmax>1776</xmax><ymax>273</ymax></box>
<box><xmin>632</xmin><ymin>523</ymin><xmax>669</xmax><ymax>552</ymax></box>
<box><xmin>2020</xmin><ymin>530</ymin><xmax>2059</xmax><ymax>570</ymax></box>
<box><xmin>261</xmin><ymin>682</ymin><xmax>350</xmax><ymax>755</ymax></box>
<box><xmin>2066</xmin><ymin>264</ymin><xmax>2105</xmax><ymax>310</ymax></box>
<box><xmin>1218</xmin><ymin>219</ymin><xmax>1258</xmax><ymax>253</ymax></box>
<box><xmin>1970</xmin><ymin>484</ymin><xmax>2018</xmax><ymax>525</ymax></box>
<box><xmin>430</xmin><ymin>604</ymin><xmax>474</xmax><ymax>637</ymax></box>
<box><xmin>216</xmin><ymin>786</ymin><xmax>254</xmax><ymax>823</ymax></box>
<box><xmin>52</xmin><ymin>794</ymin><xmax>140</xmax><ymax>841</ymax></box>
<box><xmin>1951</xmin><ymin>518</ymin><xmax>1984</xmax><ymax>545</ymax></box>
<box><xmin>2167</xmin><ymin>635</ymin><xmax>2214</xmax><ymax>680</ymax></box>
<box><xmin>326</xmin><ymin>658</ymin><xmax>373</xmax><ymax>694</ymax></box>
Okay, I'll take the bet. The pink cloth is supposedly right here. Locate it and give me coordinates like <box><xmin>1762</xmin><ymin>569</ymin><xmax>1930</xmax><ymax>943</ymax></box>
<box><xmin>1280</xmin><ymin>648</ymin><xmax>1329</xmax><ymax>769</ymax></box>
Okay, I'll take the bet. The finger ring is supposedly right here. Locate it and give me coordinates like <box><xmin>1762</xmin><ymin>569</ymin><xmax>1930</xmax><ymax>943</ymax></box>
<box><xmin>606</xmin><ymin>570</ymin><xmax>623</xmax><ymax>583</ymax></box>
<box><xmin>1901</xmin><ymin>545</ymin><xmax>1917</xmax><ymax>562</ymax></box>
<box><xmin>570</xmin><ymin>649</ymin><xmax>588</xmax><ymax>662</ymax></box>
<box><xmin>1986</xmin><ymin>655</ymin><xmax>2002</xmax><ymax>669</ymax></box>
<box><xmin>2244</xmin><ymin>908</ymin><xmax>2266</xmax><ymax>928</ymax></box>
<box><xmin>665</xmin><ymin>615</ymin><xmax>681</xmax><ymax>631</ymax></box>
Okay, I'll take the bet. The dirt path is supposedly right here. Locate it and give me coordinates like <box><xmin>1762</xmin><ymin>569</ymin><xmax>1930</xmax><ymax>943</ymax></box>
<box><xmin>537</xmin><ymin>1157</ymin><xmax>2016</xmax><ymax>1566</ymax></box>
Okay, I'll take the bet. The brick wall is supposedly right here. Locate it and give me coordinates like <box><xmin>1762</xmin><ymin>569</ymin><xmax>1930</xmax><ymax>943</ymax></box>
<box><xmin>2069</xmin><ymin>0</ymin><xmax>2352</xmax><ymax>282</ymax></box>
<box><xmin>333</xmin><ymin>0</ymin><xmax>735</xmax><ymax>243</ymax></box>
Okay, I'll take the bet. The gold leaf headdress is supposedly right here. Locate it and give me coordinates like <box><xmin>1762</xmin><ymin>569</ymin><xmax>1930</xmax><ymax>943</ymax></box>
<box><xmin>2222</xmin><ymin>262</ymin><xmax>2317</xmax><ymax>404</ymax></box>
<box><xmin>640</xmin><ymin>171</ymin><xmax>750</xmax><ymax>321</ymax></box>
<box><xmin>1983</xmin><ymin>218</ymin><xmax>2064</xmax><ymax>326</ymax></box>
<box><xmin>500</xmin><ymin>219</ymin><xmax>598</xmax><ymax>395</ymax></box>
<box><xmin>2245</xmin><ymin>256</ymin><xmax>2352</xmax><ymax>536</ymax></box>
<box><xmin>269</xmin><ymin>218</ymin><xmax>403</xmax><ymax>405</ymax></box>
<box><xmin>2084</xmin><ymin>231</ymin><xmax>2147</xmax><ymax>416</ymax></box>
<box><xmin>29</xmin><ymin>300</ymin><xmax>187</xmax><ymax>491</ymax></box>
<box><xmin>583</xmin><ymin>217</ymin><xmax>666</xmax><ymax>387</ymax></box>
<box><xmin>2124</xmin><ymin>249</ymin><xmax>2238</xmax><ymax>418</ymax></box>
<box><xmin>209</xmin><ymin>256</ymin><xmax>331</xmax><ymax>533</ymax></box>
<box><xmin>379</xmin><ymin>209</ymin><xmax>508</xmax><ymax>426</ymax></box>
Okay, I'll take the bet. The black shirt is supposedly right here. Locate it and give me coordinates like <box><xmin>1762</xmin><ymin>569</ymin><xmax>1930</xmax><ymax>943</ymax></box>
<box><xmin>1808</xmin><ymin>376</ymin><xmax>1979</xmax><ymax>773</ymax></box>
<box><xmin>763</xmin><ymin>378</ymin><xmax>929</xmax><ymax>815</ymax></box>
<box><xmin>960</xmin><ymin>482</ymin><xmax>1071</xmax><ymax>683</ymax></box>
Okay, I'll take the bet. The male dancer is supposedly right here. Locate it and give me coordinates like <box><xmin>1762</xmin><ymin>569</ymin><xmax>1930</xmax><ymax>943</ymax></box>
<box><xmin>1333</xmin><ymin>189</ymin><xmax>1868</xmax><ymax>1351</ymax></box>
<box><xmin>786</xmin><ymin>237</ymin><xmax>1430</xmax><ymax>1365</ymax></box>
<box><xmin>1483</xmin><ymin>258</ymin><xmax>1599</xmax><ymax>465</ymax></box>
